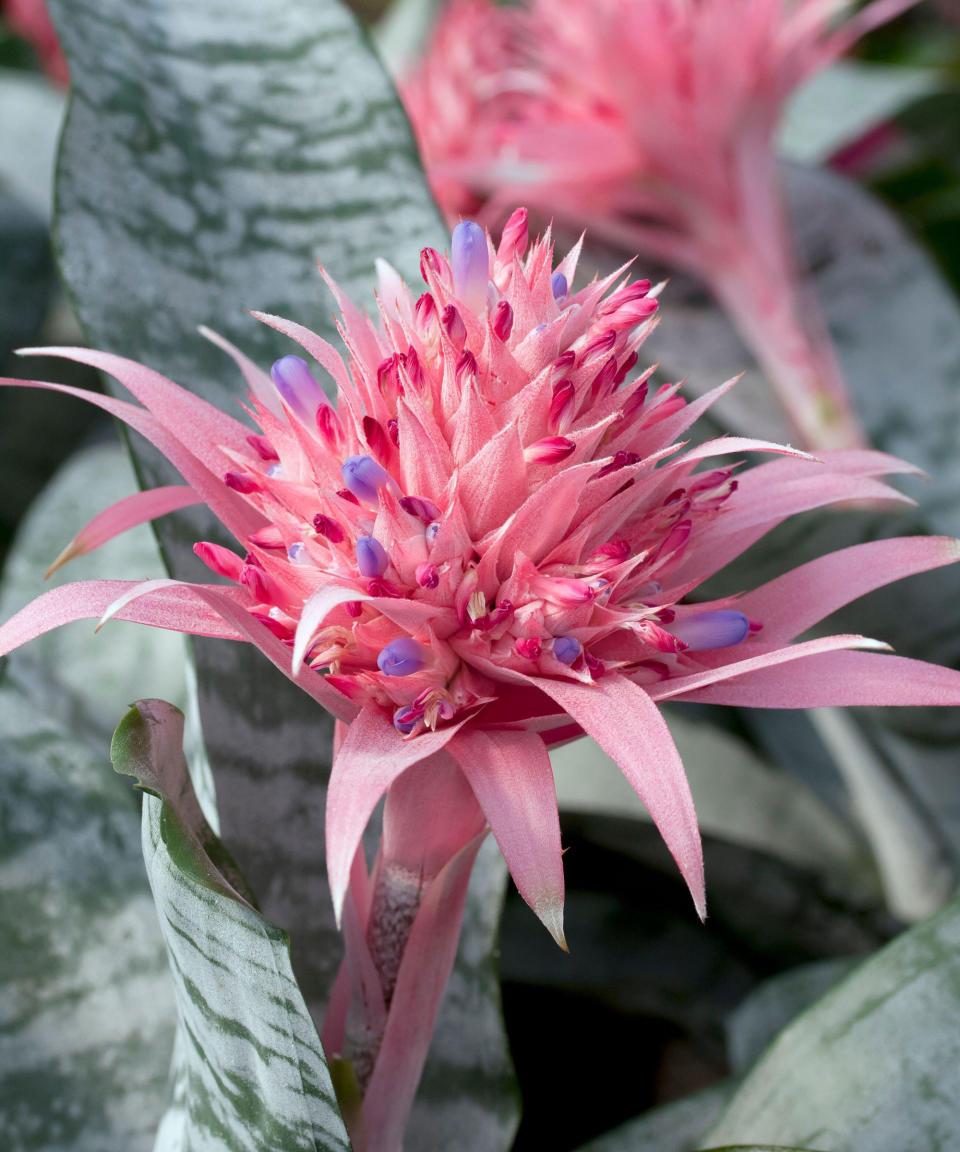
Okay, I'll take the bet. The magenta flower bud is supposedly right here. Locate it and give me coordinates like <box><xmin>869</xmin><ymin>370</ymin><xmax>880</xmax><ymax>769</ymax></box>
<box><xmin>356</xmin><ymin>535</ymin><xmax>388</xmax><ymax>577</ymax></box>
<box><xmin>316</xmin><ymin>402</ymin><xmax>345</xmax><ymax>451</ymax></box>
<box><xmin>614</xmin><ymin>297</ymin><xmax>659</xmax><ymax>327</ymax></box>
<box><xmin>387</xmin><ymin>418</ymin><xmax>399</xmax><ymax>448</ymax></box>
<box><xmin>223</xmin><ymin>471</ymin><xmax>262</xmax><ymax>494</ymax></box>
<box><xmin>456</xmin><ymin>349</ymin><xmax>478</xmax><ymax>387</ymax></box>
<box><xmin>345</xmin><ymin>600</ymin><xmax>363</xmax><ymax>618</ymax></box>
<box><xmin>596</xmin><ymin>450</ymin><xmax>641</xmax><ymax>479</ymax></box>
<box><xmin>271</xmin><ymin>355</ymin><xmax>325</xmax><ymax>424</ymax></box>
<box><xmin>492</xmin><ymin>300</ymin><xmax>514</xmax><ymax>341</ymax></box>
<box><xmin>363</xmin><ymin>415</ymin><xmax>391</xmax><ymax>462</ymax></box>
<box><xmin>400</xmin><ymin>495</ymin><xmax>442</xmax><ymax>522</ymax></box>
<box><xmin>585</xmin><ymin>653</ymin><xmax>606</xmax><ymax>679</ymax></box>
<box><xmin>590</xmin><ymin>355</ymin><xmax>620</xmax><ymax>402</ymax></box>
<box><xmin>312</xmin><ymin>514</ymin><xmax>344</xmax><ymax>544</ymax></box>
<box><xmin>341</xmin><ymin>455</ymin><xmax>387</xmax><ymax>503</ymax></box>
<box><xmin>246</xmin><ymin>434</ymin><xmax>279</xmax><ymax>461</ymax></box>
<box><xmin>415</xmin><ymin>292</ymin><xmax>437</xmax><ymax>332</ymax></box>
<box><xmin>553</xmin><ymin>636</ymin><xmax>582</xmax><ymax>665</ymax></box>
<box><xmin>584</xmin><ymin>329</ymin><xmax>617</xmax><ymax>361</ymax></box>
<box><xmin>524</xmin><ymin>436</ymin><xmax>576</xmax><ymax>465</ymax></box>
<box><xmin>515</xmin><ymin>637</ymin><xmax>542</xmax><ymax>660</ymax></box>
<box><xmin>377</xmin><ymin>637</ymin><xmax>428</xmax><ymax>677</ymax></box>
<box><xmin>194</xmin><ymin>541</ymin><xmax>244</xmax><ymax>581</ymax></box>
<box><xmin>393</xmin><ymin>705</ymin><xmax>422</xmax><ymax>734</ymax></box>
<box><xmin>416</xmin><ymin>562</ymin><xmax>440</xmax><ymax>589</ymax></box>
<box><xmin>551</xmin><ymin>271</ymin><xmax>569</xmax><ymax>299</ymax></box>
<box><xmin>498</xmin><ymin>207</ymin><xmax>528</xmax><ymax>261</ymax></box>
<box><xmin>420</xmin><ymin>246</ymin><xmax>442</xmax><ymax>281</ymax></box>
<box><xmin>377</xmin><ymin>355</ymin><xmax>402</xmax><ymax>400</ymax></box>
<box><xmin>548</xmin><ymin>379</ymin><xmax>576</xmax><ymax>434</ymax></box>
<box><xmin>553</xmin><ymin>350</ymin><xmax>577</xmax><ymax>376</ymax></box>
<box><xmin>240</xmin><ymin>564</ymin><xmax>270</xmax><ymax>603</ymax></box>
<box><xmin>669</xmin><ymin>610</ymin><xmax>750</xmax><ymax>651</ymax></box>
<box><xmin>247</xmin><ymin>525</ymin><xmax>286</xmax><ymax>551</ymax></box>
<box><xmin>336</xmin><ymin>487</ymin><xmax>360</xmax><ymax>506</ymax></box>
<box><xmin>451</xmin><ymin>221</ymin><xmax>490</xmax><ymax>313</ymax></box>
<box><xmin>442</xmin><ymin>304</ymin><xmax>467</xmax><ymax>350</ymax></box>
<box><xmin>400</xmin><ymin>348</ymin><xmax>423</xmax><ymax>391</ymax></box>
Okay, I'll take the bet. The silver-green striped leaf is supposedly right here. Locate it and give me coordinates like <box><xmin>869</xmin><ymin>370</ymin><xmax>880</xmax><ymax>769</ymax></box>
<box><xmin>701</xmin><ymin>896</ymin><xmax>960</xmax><ymax>1151</ymax></box>
<box><xmin>112</xmin><ymin>699</ymin><xmax>351</xmax><ymax>1152</ymax></box>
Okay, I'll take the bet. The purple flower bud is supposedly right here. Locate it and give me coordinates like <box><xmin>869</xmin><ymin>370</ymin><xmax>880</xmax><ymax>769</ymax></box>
<box><xmin>341</xmin><ymin>455</ymin><xmax>388</xmax><ymax>503</ymax></box>
<box><xmin>393</xmin><ymin>705</ymin><xmax>422</xmax><ymax>734</ymax></box>
<box><xmin>287</xmin><ymin>542</ymin><xmax>307</xmax><ymax>563</ymax></box>
<box><xmin>451</xmin><ymin>221</ymin><xmax>489</xmax><ymax>313</ymax></box>
<box><xmin>551</xmin><ymin>271</ymin><xmax>568</xmax><ymax>299</ymax></box>
<box><xmin>553</xmin><ymin>636</ymin><xmax>582</xmax><ymax>665</ymax></box>
<box><xmin>356</xmin><ymin>535</ymin><xmax>388</xmax><ymax>578</ymax></box>
<box><xmin>377</xmin><ymin>638</ymin><xmax>428</xmax><ymax>677</ymax></box>
<box><xmin>669</xmin><ymin>610</ymin><xmax>750</xmax><ymax>651</ymax></box>
<box><xmin>426</xmin><ymin>521</ymin><xmax>441</xmax><ymax>544</ymax></box>
<box><xmin>270</xmin><ymin>355</ymin><xmax>325</xmax><ymax>424</ymax></box>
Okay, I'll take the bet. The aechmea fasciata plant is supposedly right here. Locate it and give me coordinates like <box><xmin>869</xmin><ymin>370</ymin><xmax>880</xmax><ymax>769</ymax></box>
<box><xmin>4</xmin><ymin>214</ymin><xmax>960</xmax><ymax>1149</ymax></box>
<box><xmin>401</xmin><ymin>0</ymin><xmax>918</xmax><ymax>453</ymax></box>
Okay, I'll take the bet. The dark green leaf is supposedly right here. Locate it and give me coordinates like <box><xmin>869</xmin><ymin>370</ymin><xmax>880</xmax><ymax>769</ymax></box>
<box><xmin>702</xmin><ymin>896</ymin><xmax>960</xmax><ymax>1151</ymax></box>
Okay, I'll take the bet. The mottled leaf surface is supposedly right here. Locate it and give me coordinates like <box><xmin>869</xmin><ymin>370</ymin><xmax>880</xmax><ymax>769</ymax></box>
<box><xmin>113</xmin><ymin>700</ymin><xmax>351</xmax><ymax>1152</ymax></box>
<box><xmin>0</xmin><ymin>659</ymin><xmax>174</xmax><ymax>1152</ymax></box>
<box><xmin>702</xmin><ymin>896</ymin><xmax>960</xmax><ymax>1151</ymax></box>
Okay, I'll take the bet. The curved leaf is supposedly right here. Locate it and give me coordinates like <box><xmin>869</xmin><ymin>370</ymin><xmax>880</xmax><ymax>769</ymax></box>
<box><xmin>112</xmin><ymin>699</ymin><xmax>351</xmax><ymax>1152</ymax></box>
<box><xmin>575</xmin><ymin>1082</ymin><xmax>738</xmax><ymax>1152</ymax></box>
<box><xmin>702</xmin><ymin>897</ymin><xmax>960</xmax><ymax>1151</ymax></box>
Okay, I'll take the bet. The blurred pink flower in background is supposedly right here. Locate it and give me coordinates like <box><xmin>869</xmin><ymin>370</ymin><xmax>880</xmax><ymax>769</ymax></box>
<box><xmin>2</xmin><ymin>0</ymin><xmax>67</xmax><ymax>85</ymax></box>
<box><xmin>402</xmin><ymin>0</ymin><xmax>917</xmax><ymax>452</ymax></box>
<box><xmin>4</xmin><ymin>213</ymin><xmax>960</xmax><ymax>1148</ymax></box>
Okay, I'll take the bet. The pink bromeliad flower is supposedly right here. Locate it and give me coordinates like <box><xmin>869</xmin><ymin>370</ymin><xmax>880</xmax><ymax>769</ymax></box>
<box><xmin>2</xmin><ymin>0</ymin><xmax>68</xmax><ymax>85</ymax></box>
<box><xmin>401</xmin><ymin>0</ymin><xmax>917</xmax><ymax>453</ymax></box>
<box><xmin>3</xmin><ymin>213</ymin><xmax>960</xmax><ymax>1148</ymax></box>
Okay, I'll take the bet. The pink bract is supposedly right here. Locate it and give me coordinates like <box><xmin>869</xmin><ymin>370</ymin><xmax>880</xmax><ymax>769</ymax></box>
<box><xmin>401</xmin><ymin>0</ymin><xmax>918</xmax><ymax>452</ymax></box>
<box><xmin>3</xmin><ymin>215</ymin><xmax>960</xmax><ymax>1149</ymax></box>
<box><xmin>3</xmin><ymin>0</ymin><xmax>68</xmax><ymax>85</ymax></box>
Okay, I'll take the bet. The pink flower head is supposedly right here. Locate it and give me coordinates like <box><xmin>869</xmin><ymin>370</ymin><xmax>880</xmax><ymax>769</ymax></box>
<box><xmin>2</xmin><ymin>0</ymin><xmax>68</xmax><ymax>85</ymax></box>
<box><xmin>402</xmin><ymin>0</ymin><xmax>918</xmax><ymax>452</ymax></box>
<box><xmin>4</xmin><ymin>215</ymin><xmax>960</xmax><ymax>1149</ymax></box>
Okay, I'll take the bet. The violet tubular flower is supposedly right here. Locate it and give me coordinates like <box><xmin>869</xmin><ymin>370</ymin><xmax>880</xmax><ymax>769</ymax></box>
<box><xmin>3</xmin><ymin>215</ymin><xmax>960</xmax><ymax>1150</ymax></box>
<box><xmin>401</xmin><ymin>0</ymin><xmax>919</xmax><ymax>452</ymax></box>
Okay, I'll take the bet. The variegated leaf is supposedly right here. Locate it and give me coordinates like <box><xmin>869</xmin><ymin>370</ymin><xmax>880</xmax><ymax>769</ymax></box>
<box><xmin>112</xmin><ymin>699</ymin><xmax>351</xmax><ymax>1152</ymax></box>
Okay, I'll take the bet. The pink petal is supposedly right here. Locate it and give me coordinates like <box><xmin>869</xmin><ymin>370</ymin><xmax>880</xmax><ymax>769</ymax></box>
<box><xmin>1</xmin><ymin>378</ymin><xmax>265</xmax><ymax>542</ymax></box>
<box><xmin>734</xmin><ymin>536</ymin><xmax>960</xmax><ymax>644</ymax></box>
<box><xmin>326</xmin><ymin>707</ymin><xmax>471</xmax><ymax>922</ymax></box>
<box><xmin>653</xmin><ymin>634</ymin><xmax>893</xmax><ymax>702</ymax></box>
<box><xmin>45</xmin><ymin>486</ymin><xmax>200</xmax><ymax>578</ymax></box>
<box><xmin>529</xmin><ymin>673</ymin><xmax>705</xmax><ymax>919</ymax></box>
<box><xmin>18</xmin><ymin>347</ymin><xmax>251</xmax><ymax>470</ymax></box>
<box><xmin>679</xmin><ymin>651</ymin><xmax>960</xmax><ymax>708</ymax></box>
<box><xmin>362</xmin><ymin>832</ymin><xmax>486</xmax><ymax>1152</ymax></box>
<box><xmin>0</xmin><ymin>580</ymin><xmax>246</xmax><ymax>657</ymax></box>
<box><xmin>449</xmin><ymin>726</ymin><xmax>566</xmax><ymax>947</ymax></box>
<box><xmin>458</xmin><ymin>422</ymin><xmax>528</xmax><ymax>537</ymax></box>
